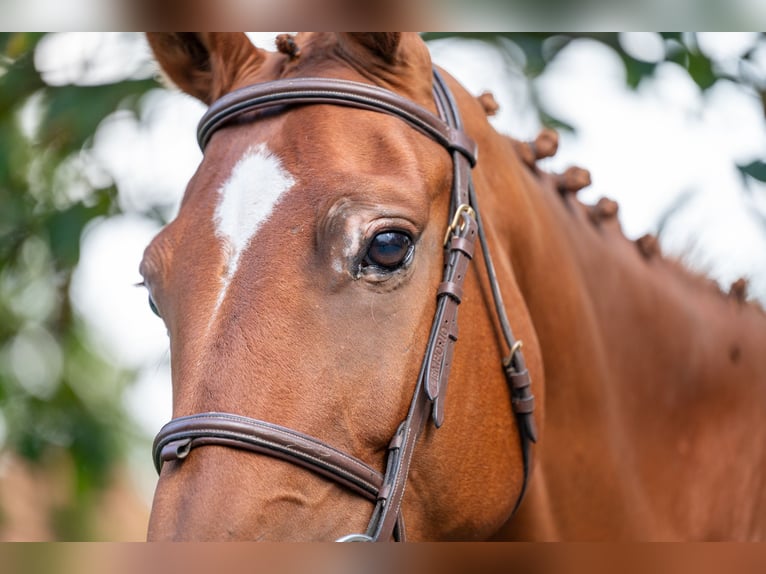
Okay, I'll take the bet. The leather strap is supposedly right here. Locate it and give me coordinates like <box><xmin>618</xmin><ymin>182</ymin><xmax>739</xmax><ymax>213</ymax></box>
<box><xmin>361</xmin><ymin>72</ymin><xmax>487</xmax><ymax>540</ymax></box>
<box><xmin>154</xmin><ymin>412</ymin><xmax>405</xmax><ymax>538</ymax></box>
<box><xmin>427</xmin><ymin>214</ymin><xmax>478</xmax><ymax>426</ymax></box>
<box><xmin>154</xmin><ymin>412</ymin><xmax>383</xmax><ymax>500</ymax></box>
<box><xmin>198</xmin><ymin>76</ymin><xmax>477</xmax><ymax>165</ymax></box>
<box><xmin>469</xmin><ymin>177</ymin><xmax>538</xmax><ymax>510</ymax></box>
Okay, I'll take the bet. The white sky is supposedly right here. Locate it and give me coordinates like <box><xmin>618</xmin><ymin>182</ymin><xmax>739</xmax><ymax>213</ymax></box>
<box><xmin>41</xmin><ymin>33</ymin><xmax>766</xmax><ymax>502</ymax></box>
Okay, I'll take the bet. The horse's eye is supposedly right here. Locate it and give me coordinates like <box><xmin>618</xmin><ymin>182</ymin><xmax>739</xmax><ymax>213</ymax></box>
<box><xmin>148</xmin><ymin>294</ymin><xmax>161</xmax><ymax>318</ymax></box>
<box><xmin>364</xmin><ymin>231</ymin><xmax>413</xmax><ymax>271</ymax></box>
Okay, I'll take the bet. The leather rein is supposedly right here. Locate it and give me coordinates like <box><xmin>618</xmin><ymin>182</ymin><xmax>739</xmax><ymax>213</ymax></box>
<box><xmin>152</xmin><ymin>69</ymin><xmax>537</xmax><ymax>542</ymax></box>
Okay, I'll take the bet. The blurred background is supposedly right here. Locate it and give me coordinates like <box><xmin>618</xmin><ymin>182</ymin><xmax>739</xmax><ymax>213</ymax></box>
<box><xmin>0</xmin><ymin>32</ymin><xmax>764</xmax><ymax>540</ymax></box>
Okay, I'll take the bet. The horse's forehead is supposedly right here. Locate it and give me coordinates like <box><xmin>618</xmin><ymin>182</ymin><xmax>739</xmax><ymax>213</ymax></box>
<box><xmin>214</xmin><ymin>143</ymin><xmax>295</xmax><ymax>251</ymax></box>
<box><xmin>208</xmin><ymin>143</ymin><xmax>296</xmax><ymax>311</ymax></box>
<box><xmin>180</xmin><ymin>101</ymin><xmax>450</xmax><ymax>267</ymax></box>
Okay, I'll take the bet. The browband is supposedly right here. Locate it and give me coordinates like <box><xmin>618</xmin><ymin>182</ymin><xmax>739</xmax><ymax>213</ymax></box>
<box><xmin>197</xmin><ymin>76</ymin><xmax>477</xmax><ymax>165</ymax></box>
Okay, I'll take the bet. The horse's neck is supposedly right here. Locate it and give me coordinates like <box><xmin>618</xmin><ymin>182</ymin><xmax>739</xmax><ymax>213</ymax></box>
<box><xmin>483</xmin><ymin>135</ymin><xmax>766</xmax><ymax>540</ymax></box>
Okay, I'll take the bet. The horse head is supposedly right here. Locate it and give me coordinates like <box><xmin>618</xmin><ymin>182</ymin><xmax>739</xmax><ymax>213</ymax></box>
<box><xmin>142</xmin><ymin>32</ymin><xmax>543</xmax><ymax>541</ymax></box>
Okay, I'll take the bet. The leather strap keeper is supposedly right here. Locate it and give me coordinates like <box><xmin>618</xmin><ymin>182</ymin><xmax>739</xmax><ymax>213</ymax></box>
<box><xmin>437</xmin><ymin>281</ymin><xmax>464</xmax><ymax>303</ymax></box>
<box><xmin>449</xmin><ymin>236</ymin><xmax>475</xmax><ymax>258</ymax></box>
<box><xmin>512</xmin><ymin>395</ymin><xmax>536</xmax><ymax>415</ymax></box>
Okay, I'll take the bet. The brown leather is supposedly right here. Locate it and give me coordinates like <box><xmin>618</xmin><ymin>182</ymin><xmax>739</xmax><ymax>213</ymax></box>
<box><xmin>427</xmin><ymin>215</ymin><xmax>478</xmax><ymax>418</ymax></box>
<box><xmin>198</xmin><ymin>76</ymin><xmax>478</xmax><ymax>165</ymax></box>
<box><xmin>154</xmin><ymin>412</ymin><xmax>383</xmax><ymax>500</ymax></box>
<box><xmin>154</xmin><ymin>69</ymin><xmax>537</xmax><ymax>542</ymax></box>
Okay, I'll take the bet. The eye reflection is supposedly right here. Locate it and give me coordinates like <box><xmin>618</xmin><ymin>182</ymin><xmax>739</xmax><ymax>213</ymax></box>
<box><xmin>363</xmin><ymin>231</ymin><xmax>413</xmax><ymax>271</ymax></box>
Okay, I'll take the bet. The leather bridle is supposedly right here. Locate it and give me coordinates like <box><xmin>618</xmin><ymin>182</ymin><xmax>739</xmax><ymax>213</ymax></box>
<box><xmin>152</xmin><ymin>69</ymin><xmax>538</xmax><ymax>541</ymax></box>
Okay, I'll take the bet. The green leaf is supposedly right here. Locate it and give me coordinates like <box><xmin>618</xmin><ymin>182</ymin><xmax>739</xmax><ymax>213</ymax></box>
<box><xmin>686</xmin><ymin>50</ymin><xmax>717</xmax><ymax>91</ymax></box>
<box><xmin>40</xmin><ymin>79</ymin><xmax>157</xmax><ymax>153</ymax></box>
<box><xmin>666</xmin><ymin>43</ymin><xmax>688</xmax><ymax>67</ymax></box>
<box><xmin>43</xmin><ymin>187</ymin><xmax>116</xmax><ymax>268</ymax></box>
<box><xmin>738</xmin><ymin>160</ymin><xmax>766</xmax><ymax>183</ymax></box>
<box><xmin>539</xmin><ymin>109</ymin><xmax>576</xmax><ymax>133</ymax></box>
<box><xmin>511</xmin><ymin>35</ymin><xmax>547</xmax><ymax>77</ymax></box>
<box><xmin>0</xmin><ymin>33</ymin><xmax>45</xmax><ymax>59</ymax></box>
<box><xmin>0</xmin><ymin>45</ymin><xmax>45</xmax><ymax>115</ymax></box>
<box><xmin>620</xmin><ymin>55</ymin><xmax>658</xmax><ymax>89</ymax></box>
<box><xmin>659</xmin><ymin>32</ymin><xmax>684</xmax><ymax>42</ymax></box>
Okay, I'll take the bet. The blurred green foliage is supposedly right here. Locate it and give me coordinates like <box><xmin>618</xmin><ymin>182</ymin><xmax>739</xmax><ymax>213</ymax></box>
<box><xmin>426</xmin><ymin>32</ymin><xmax>766</xmax><ymax>90</ymax></box>
<box><xmin>425</xmin><ymin>33</ymin><xmax>766</xmax><ymax>225</ymax></box>
<box><xmin>0</xmin><ymin>32</ymin><xmax>158</xmax><ymax>539</ymax></box>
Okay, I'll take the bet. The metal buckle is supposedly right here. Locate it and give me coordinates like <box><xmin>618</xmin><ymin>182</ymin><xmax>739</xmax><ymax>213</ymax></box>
<box><xmin>336</xmin><ymin>533</ymin><xmax>374</xmax><ymax>542</ymax></box>
<box><xmin>502</xmin><ymin>340</ymin><xmax>524</xmax><ymax>368</ymax></box>
<box><xmin>443</xmin><ymin>203</ymin><xmax>476</xmax><ymax>246</ymax></box>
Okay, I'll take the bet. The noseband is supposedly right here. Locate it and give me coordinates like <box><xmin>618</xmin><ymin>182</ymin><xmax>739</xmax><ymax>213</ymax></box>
<box><xmin>153</xmin><ymin>69</ymin><xmax>537</xmax><ymax>541</ymax></box>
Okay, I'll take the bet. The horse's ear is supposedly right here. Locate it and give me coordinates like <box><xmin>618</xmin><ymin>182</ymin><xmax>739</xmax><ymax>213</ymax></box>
<box><xmin>339</xmin><ymin>33</ymin><xmax>403</xmax><ymax>64</ymax></box>
<box><xmin>146</xmin><ymin>33</ymin><xmax>266</xmax><ymax>104</ymax></box>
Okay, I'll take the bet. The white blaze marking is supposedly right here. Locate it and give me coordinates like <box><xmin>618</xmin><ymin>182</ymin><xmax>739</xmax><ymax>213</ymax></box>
<box><xmin>212</xmin><ymin>143</ymin><xmax>295</xmax><ymax>315</ymax></box>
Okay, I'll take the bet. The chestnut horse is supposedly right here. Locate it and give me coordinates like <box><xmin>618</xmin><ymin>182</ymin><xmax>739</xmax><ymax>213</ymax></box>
<box><xmin>142</xmin><ymin>33</ymin><xmax>766</xmax><ymax>541</ymax></box>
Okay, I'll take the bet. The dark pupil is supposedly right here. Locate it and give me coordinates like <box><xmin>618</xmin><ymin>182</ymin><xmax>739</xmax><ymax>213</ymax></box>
<box><xmin>366</xmin><ymin>232</ymin><xmax>412</xmax><ymax>269</ymax></box>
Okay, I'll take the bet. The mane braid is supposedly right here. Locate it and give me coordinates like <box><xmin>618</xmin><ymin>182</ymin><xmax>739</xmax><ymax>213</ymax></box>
<box><xmin>507</xmin><ymin>127</ymin><xmax>764</xmax><ymax>312</ymax></box>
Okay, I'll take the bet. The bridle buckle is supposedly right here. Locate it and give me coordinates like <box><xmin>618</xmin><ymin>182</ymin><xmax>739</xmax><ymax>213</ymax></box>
<box><xmin>443</xmin><ymin>203</ymin><xmax>476</xmax><ymax>246</ymax></box>
<box><xmin>335</xmin><ymin>533</ymin><xmax>374</xmax><ymax>542</ymax></box>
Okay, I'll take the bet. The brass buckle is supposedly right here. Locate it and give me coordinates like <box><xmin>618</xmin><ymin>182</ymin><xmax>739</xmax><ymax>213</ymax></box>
<box><xmin>443</xmin><ymin>203</ymin><xmax>476</xmax><ymax>246</ymax></box>
<box><xmin>502</xmin><ymin>340</ymin><xmax>524</xmax><ymax>368</ymax></box>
